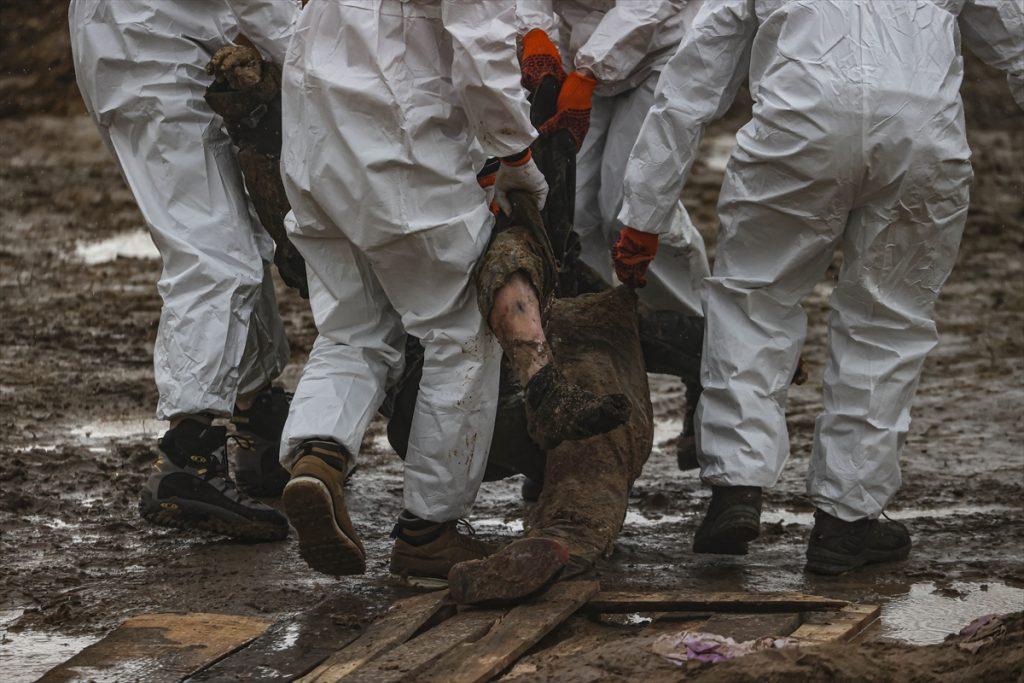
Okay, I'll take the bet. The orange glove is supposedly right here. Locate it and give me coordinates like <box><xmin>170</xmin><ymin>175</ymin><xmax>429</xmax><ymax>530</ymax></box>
<box><xmin>612</xmin><ymin>227</ymin><xmax>659</xmax><ymax>289</ymax></box>
<box><xmin>520</xmin><ymin>29</ymin><xmax>566</xmax><ymax>94</ymax></box>
<box><xmin>538</xmin><ymin>70</ymin><xmax>597</xmax><ymax>152</ymax></box>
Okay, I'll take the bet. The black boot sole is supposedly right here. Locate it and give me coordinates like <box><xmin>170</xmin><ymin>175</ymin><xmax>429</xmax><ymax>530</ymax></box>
<box><xmin>693</xmin><ymin>506</ymin><xmax>760</xmax><ymax>555</ymax></box>
<box><xmin>282</xmin><ymin>476</ymin><xmax>366</xmax><ymax>576</ymax></box>
<box><xmin>139</xmin><ymin>489</ymin><xmax>288</xmax><ymax>542</ymax></box>
<box><xmin>804</xmin><ymin>543</ymin><xmax>912</xmax><ymax>576</ymax></box>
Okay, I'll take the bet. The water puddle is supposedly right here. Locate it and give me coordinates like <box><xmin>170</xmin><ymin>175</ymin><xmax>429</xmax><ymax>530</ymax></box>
<box><xmin>75</xmin><ymin>229</ymin><xmax>159</xmax><ymax>265</ymax></box>
<box><xmin>881</xmin><ymin>581</ymin><xmax>1024</xmax><ymax>645</ymax></box>
<box><xmin>623</xmin><ymin>509</ymin><xmax>691</xmax><ymax>528</ymax></box>
<box><xmin>472</xmin><ymin>516</ymin><xmax>525</xmax><ymax>534</ymax></box>
<box><xmin>70</xmin><ymin>417</ymin><xmax>168</xmax><ymax>441</ymax></box>
<box><xmin>0</xmin><ymin>610</ymin><xmax>100</xmax><ymax>683</ymax></box>
<box><xmin>762</xmin><ymin>504</ymin><xmax>1015</xmax><ymax>527</ymax></box>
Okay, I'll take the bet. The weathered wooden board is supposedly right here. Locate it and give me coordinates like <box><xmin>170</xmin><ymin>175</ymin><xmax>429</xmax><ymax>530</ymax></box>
<box><xmin>418</xmin><ymin>581</ymin><xmax>600</xmax><ymax>683</ymax></box>
<box><xmin>344</xmin><ymin>609</ymin><xmax>501</xmax><ymax>683</ymax></box>
<box><xmin>790</xmin><ymin>603</ymin><xmax>881</xmax><ymax>643</ymax></box>
<box><xmin>39</xmin><ymin>612</ymin><xmax>269</xmax><ymax>683</ymax></box>
<box><xmin>298</xmin><ymin>591</ymin><xmax>448</xmax><ymax>683</ymax></box>
<box><xmin>585</xmin><ymin>591</ymin><xmax>848</xmax><ymax>614</ymax></box>
<box><xmin>188</xmin><ymin>594</ymin><xmax>369</xmax><ymax>681</ymax></box>
<box><xmin>701</xmin><ymin>612</ymin><xmax>803</xmax><ymax>641</ymax></box>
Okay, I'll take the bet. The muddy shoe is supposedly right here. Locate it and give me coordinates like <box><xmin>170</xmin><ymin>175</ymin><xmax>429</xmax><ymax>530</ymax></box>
<box><xmin>676</xmin><ymin>380</ymin><xmax>701</xmax><ymax>471</ymax></box>
<box><xmin>282</xmin><ymin>440</ymin><xmax>366</xmax><ymax>576</ymax></box>
<box><xmin>139</xmin><ymin>418</ymin><xmax>288</xmax><ymax>542</ymax></box>
<box><xmin>692</xmin><ymin>485</ymin><xmax>762</xmax><ymax>555</ymax></box>
<box><xmin>231</xmin><ymin>386</ymin><xmax>291</xmax><ymax>498</ymax></box>
<box><xmin>448</xmin><ymin>537</ymin><xmax>569</xmax><ymax>605</ymax></box>
<box><xmin>524</xmin><ymin>363</ymin><xmax>631</xmax><ymax>450</ymax></box>
<box><xmin>805</xmin><ymin>509</ymin><xmax>911</xmax><ymax>576</ymax></box>
<box><xmin>390</xmin><ymin>513</ymin><xmax>496</xmax><ymax>589</ymax></box>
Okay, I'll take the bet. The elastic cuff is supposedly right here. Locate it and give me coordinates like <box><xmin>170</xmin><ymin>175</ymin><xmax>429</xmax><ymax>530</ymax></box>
<box><xmin>501</xmin><ymin>148</ymin><xmax>532</xmax><ymax>167</ymax></box>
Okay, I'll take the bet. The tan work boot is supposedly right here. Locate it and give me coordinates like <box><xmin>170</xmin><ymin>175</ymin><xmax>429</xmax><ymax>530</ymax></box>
<box><xmin>389</xmin><ymin>512</ymin><xmax>497</xmax><ymax>589</ymax></box>
<box><xmin>282</xmin><ymin>440</ymin><xmax>366</xmax><ymax>576</ymax></box>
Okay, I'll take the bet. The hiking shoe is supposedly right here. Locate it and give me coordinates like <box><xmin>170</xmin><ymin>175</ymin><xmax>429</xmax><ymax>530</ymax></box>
<box><xmin>139</xmin><ymin>417</ymin><xmax>288</xmax><ymax>542</ymax></box>
<box><xmin>692</xmin><ymin>485</ymin><xmax>762</xmax><ymax>555</ymax></box>
<box><xmin>524</xmin><ymin>363</ymin><xmax>630</xmax><ymax>450</ymax></box>
<box><xmin>805</xmin><ymin>509</ymin><xmax>912</xmax><ymax>575</ymax></box>
<box><xmin>521</xmin><ymin>477</ymin><xmax>543</xmax><ymax>503</ymax></box>
<box><xmin>390</xmin><ymin>512</ymin><xmax>497</xmax><ymax>589</ymax></box>
<box><xmin>448</xmin><ymin>537</ymin><xmax>569</xmax><ymax>605</ymax></box>
<box><xmin>282</xmin><ymin>440</ymin><xmax>365</xmax><ymax>576</ymax></box>
<box><xmin>231</xmin><ymin>386</ymin><xmax>291</xmax><ymax>498</ymax></box>
<box><xmin>676</xmin><ymin>380</ymin><xmax>701</xmax><ymax>471</ymax></box>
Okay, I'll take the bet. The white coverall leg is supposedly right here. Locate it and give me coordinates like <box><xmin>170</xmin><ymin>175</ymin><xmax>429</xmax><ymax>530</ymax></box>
<box><xmin>618</xmin><ymin>0</ymin><xmax>1023</xmax><ymax>521</ymax></box>
<box><xmin>69</xmin><ymin>0</ymin><xmax>296</xmax><ymax>419</ymax></box>
<box><xmin>279</xmin><ymin>0</ymin><xmax>536</xmax><ymax>522</ymax></box>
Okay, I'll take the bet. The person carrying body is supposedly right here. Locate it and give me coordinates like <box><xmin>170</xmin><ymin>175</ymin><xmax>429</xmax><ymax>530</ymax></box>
<box><xmin>613</xmin><ymin>0</ymin><xmax>1023</xmax><ymax>574</ymax></box>
<box><xmin>69</xmin><ymin>0</ymin><xmax>303</xmax><ymax>542</ymax></box>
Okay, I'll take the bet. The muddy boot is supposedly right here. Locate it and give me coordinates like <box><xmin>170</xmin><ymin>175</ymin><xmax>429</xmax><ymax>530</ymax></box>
<box><xmin>231</xmin><ymin>386</ymin><xmax>291</xmax><ymax>498</ymax></box>
<box><xmin>524</xmin><ymin>363</ymin><xmax>631</xmax><ymax>450</ymax></box>
<box><xmin>389</xmin><ymin>512</ymin><xmax>497</xmax><ymax>589</ymax></box>
<box><xmin>448</xmin><ymin>537</ymin><xmax>569</xmax><ymax>605</ymax></box>
<box><xmin>692</xmin><ymin>485</ymin><xmax>762</xmax><ymax>555</ymax></box>
<box><xmin>805</xmin><ymin>509</ymin><xmax>911</xmax><ymax>575</ymax></box>
<box><xmin>139</xmin><ymin>417</ymin><xmax>288</xmax><ymax>542</ymax></box>
<box><xmin>521</xmin><ymin>477</ymin><xmax>543</xmax><ymax>503</ymax></box>
<box><xmin>282</xmin><ymin>440</ymin><xmax>366</xmax><ymax>576</ymax></box>
<box><xmin>676</xmin><ymin>380</ymin><xmax>701</xmax><ymax>471</ymax></box>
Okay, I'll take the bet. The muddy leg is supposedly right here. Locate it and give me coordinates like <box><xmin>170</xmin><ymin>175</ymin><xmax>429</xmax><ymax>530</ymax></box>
<box><xmin>489</xmin><ymin>272</ymin><xmax>552</xmax><ymax>387</ymax></box>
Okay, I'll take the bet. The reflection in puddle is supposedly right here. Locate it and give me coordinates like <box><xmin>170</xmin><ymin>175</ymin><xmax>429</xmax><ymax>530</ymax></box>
<box><xmin>881</xmin><ymin>582</ymin><xmax>1024</xmax><ymax>645</ymax></box>
<box><xmin>762</xmin><ymin>504</ymin><xmax>1015</xmax><ymax>527</ymax></box>
<box><xmin>75</xmin><ymin>229</ymin><xmax>158</xmax><ymax>265</ymax></box>
<box><xmin>0</xmin><ymin>610</ymin><xmax>100</xmax><ymax>683</ymax></box>
<box><xmin>473</xmin><ymin>517</ymin><xmax>525</xmax><ymax>534</ymax></box>
<box><xmin>71</xmin><ymin>417</ymin><xmax>168</xmax><ymax>441</ymax></box>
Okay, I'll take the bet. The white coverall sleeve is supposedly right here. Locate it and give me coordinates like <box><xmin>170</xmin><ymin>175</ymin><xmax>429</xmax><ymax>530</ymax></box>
<box><xmin>443</xmin><ymin>0</ymin><xmax>537</xmax><ymax>157</ymax></box>
<box><xmin>225</xmin><ymin>0</ymin><xmax>300</xmax><ymax>64</ymax></box>
<box><xmin>515</xmin><ymin>0</ymin><xmax>556</xmax><ymax>35</ymax></box>
<box><xmin>959</xmin><ymin>0</ymin><xmax>1024</xmax><ymax>109</ymax></box>
<box><xmin>617</xmin><ymin>0</ymin><xmax>755</xmax><ymax>236</ymax></box>
<box><xmin>573</xmin><ymin>0</ymin><xmax>685</xmax><ymax>85</ymax></box>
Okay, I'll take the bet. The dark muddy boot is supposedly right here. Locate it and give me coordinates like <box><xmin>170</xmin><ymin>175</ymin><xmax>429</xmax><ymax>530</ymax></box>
<box><xmin>282</xmin><ymin>440</ymin><xmax>366</xmax><ymax>576</ymax></box>
<box><xmin>676</xmin><ymin>380</ymin><xmax>701</xmax><ymax>471</ymax></box>
<box><xmin>521</xmin><ymin>476</ymin><xmax>543</xmax><ymax>503</ymax></box>
<box><xmin>524</xmin><ymin>363</ymin><xmax>630</xmax><ymax>450</ymax></box>
<box><xmin>139</xmin><ymin>417</ymin><xmax>288</xmax><ymax>542</ymax></box>
<box><xmin>805</xmin><ymin>509</ymin><xmax>911</xmax><ymax>576</ymax></box>
<box><xmin>231</xmin><ymin>386</ymin><xmax>291</xmax><ymax>498</ymax></box>
<box><xmin>692</xmin><ymin>485</ymin><xmax>762</xmax><ymax>555</ymax></box>
<box><xmin>389</xmin><ymin>513</ymin><xmax>497</xmax><ymax>589</ymax></box>
<box><xmin>448</xmin><ymin>537</ymin><xmax>569</xmax><ymax>605</ymax></box>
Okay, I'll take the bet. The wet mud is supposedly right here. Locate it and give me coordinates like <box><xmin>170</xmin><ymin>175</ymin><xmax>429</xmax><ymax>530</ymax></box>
<box><xmin>2</xmin><ymin>37</ymin><xmax>1023</xmax><ymax>682</ymax></box>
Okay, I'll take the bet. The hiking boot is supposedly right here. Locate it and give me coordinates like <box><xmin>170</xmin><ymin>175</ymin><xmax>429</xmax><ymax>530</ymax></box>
<box><xmin>390</xmin><ymin>512</ymin><xmax>497</xmax><ymax>589</ymax></box>
<box><xmin>231</xmin><ymin>386</ymin><xmax>291</xmax><ymax>498</ymax></box>
<box><xmin>139</xmin><ymin>417</ymin><xmax>288</xmax><ymax>542</ymax></box>
<box><xmin>805</xmin><ymin>509</ymin><xmax>912</xmax><ymax>575</ymax></box>
<box><xmin>521</xmin><ymin>476</ymin><xmax>543</xmax><ymax>503</ymax></box>
<box><xmin>676</xmin><ymin>380</ymin><xmax>701</xmax><ymax>471</ymax></box>
<box><xmin>448</xmin><ymin>537</ymin><xmax>569</xmax><ymax>605</ymax></box>
<box><xmin>692</xmin><ymin>485</ymin><xmax>762</xmax><ymax>555</ymax></box>
<box><xmin>524</xmin><ymin>363</ymin><xmax>630</xmax><ymax>450</ymax></box>
<box><xmin>282</xmin><ymin>440</ymin><xmax>366</xmax><ymax>576</ymax></box>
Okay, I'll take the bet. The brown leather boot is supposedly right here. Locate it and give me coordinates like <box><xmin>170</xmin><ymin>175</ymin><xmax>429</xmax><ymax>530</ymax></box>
<box><xmin>282</xmin><ymin>440</ymin><xmax>365</xmax><ymax>576</ymax></box>
<box><xmin>389</xmin><ymin>512</ymin><xmax>497</xmax><ymax>589</ymax></box>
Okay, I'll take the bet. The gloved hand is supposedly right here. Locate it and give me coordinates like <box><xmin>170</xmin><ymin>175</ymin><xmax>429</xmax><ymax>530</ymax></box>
<box><xmin>538</xmin><ymin>70</ymin><xmax>597</xmax><ymax>152</ymax></box>
<box><xmin>612</xmin><ymin>227</ymin><xmax>659</xmax><ymax>288</ymax></box>
<box><xmin>520</xmin><ymin>29</ymin><xmax>566</xmax><ymax>94</ymax></box>
<box><xmin>494</xmin><ymin>149</ymin><xmax>549</xmax><ymax>216</ymax></box>
<box><xmin>476</xmin><ymin>157</ymin><xmax>500</xmax><ymax>214</ymax></box>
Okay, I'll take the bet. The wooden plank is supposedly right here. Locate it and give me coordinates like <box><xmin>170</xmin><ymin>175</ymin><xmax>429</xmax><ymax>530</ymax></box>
<box><xmin>39</xmin><ymin>612</ymin><xmax>269</xmax><ymax>683</ymax></box>
<box><xmin>701</xmin><ymin>612</ymin><xmax>803</xmax><ymax>641</ymax></box>
<box><xmin>188</xmin><ymin>594</ymin><xmax>369</xmax><ymax>681</ymax></box>
<box><xmin>419</xmin><ymin>580</ymin><xmax>600</xmax><ymax>683</ymax></box>
<box><xmin>790</xmin><ymin>603</ymin><xmax>881</xmax><ymax>643</ymax></box>
<box><xmin>299</xmin><ymin>590</ymin><xmax>449</xmax><ymax>683</ymax></box>
<box><xmin>344</xmin><ymin>609</ymin><xmax>500</xmax><ymax>683</ymax></box>
<box><xmin>584</xmin><ymin>591</ymin><xmax>848</xmax><ymax>614</ymax></box>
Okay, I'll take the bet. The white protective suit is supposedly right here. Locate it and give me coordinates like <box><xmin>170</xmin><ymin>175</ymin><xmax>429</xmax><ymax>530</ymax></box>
<box><xmin>69</xmin><ymin>0</ymin><xmax>300</xmax><ymax>419</ymax></box>
<box><xmin>516</xmin><ymin>0</ymin><xmax>711</xmax><ymax>316</ymax></box>
<box><xmin>279</xmin><ymin>0</ymin><xmax>536</xmax><ymax>522</ymax></box>
<box><xmin>618</xmin><ymin>0</ymin><xmax>1024</xmax><ymax>521</ymax></box>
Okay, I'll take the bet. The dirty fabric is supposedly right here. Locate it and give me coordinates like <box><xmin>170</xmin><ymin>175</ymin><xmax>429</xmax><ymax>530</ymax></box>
<box><xmin>619</xmin><ymin>0</ymin><xmax>1023</xmax><ymax>521</ymax></box>
<box><xmin>652</xmin><ymin>630</ymin><xmax>798</xmax><ymax>665</ymax></box>
<box><xmin>69</xmin><ymin>0</ymin><xmax>293</xmax><ymax>419</ymax></box>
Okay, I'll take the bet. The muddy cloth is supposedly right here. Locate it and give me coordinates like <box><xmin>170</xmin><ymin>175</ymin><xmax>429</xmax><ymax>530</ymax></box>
<box><xmin>205</xmin><ymin>47</ymin><xmax>308</xmax><ymax>298</ymax></box>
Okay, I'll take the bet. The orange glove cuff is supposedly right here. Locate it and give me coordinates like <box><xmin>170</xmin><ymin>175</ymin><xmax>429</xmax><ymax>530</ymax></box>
<box><xmin>557</xmin><ymin>71</ymin><xmax>597</xmax><ymax>111</ymax></box>
<box><xmin>522</xmin><ymin>29</ymin><xmax>560</xmax><ymax>61</ymax></box>
<box><xmin>623</xmin><ymin>227</ymin><xmax>659</xmax><ymax>257</ymax></box>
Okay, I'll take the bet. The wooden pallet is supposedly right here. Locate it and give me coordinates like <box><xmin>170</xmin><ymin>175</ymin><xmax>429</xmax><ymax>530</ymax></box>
<box><xmin>41</xmin><ymin>585</ymin><xmax>879</xmax><ymax>682</ymax></box>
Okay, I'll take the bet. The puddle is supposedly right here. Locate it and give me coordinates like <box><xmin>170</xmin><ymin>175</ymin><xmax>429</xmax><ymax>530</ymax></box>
<box><xmin>623</xmin><ymin>509</ymin><xmax>691</xmax><ymax>529</ymax></box>
<box><xmin>762</xmin><ymin>504</ymin><xmax>1015</xmax><ymax>527</ymax></box>
<box><xmin>70</xmin><ymin>417</ymin><xmax>168</xmax><ymax>441</ymax></box>
<box><xmin>75</xmin><ymin>229</ymin><xmax>159</xmax><ymax>265</ymax></box>
<box><xmin>472</xmin><ymin>517</ymin><xmax>525</xmax><ymax>534</ymax></box>
<box><xmin>0</xmin><ymin>610</ymin><xmax>99</xmax><ymax>683</ymax></box>
<box><xmin>881</xmin><ymin>581</ymin><xmax>1024</xmax><ymax>645</ymax></box>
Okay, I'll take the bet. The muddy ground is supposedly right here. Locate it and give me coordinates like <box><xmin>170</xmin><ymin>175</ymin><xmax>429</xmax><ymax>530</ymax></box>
<box><xmin>2</xmin><ymin>11</ymin><xmax>1023</xmax><ymax>679</ymax></box>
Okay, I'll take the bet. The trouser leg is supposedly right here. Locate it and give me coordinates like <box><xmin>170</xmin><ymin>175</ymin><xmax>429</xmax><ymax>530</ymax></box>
<box><xmin>237</xmin><ymin>262</ymin><xmax>291</xmax><ymax>396</ymax></box>
<box><xmin>575</xmin><ymin>94</ymin><xmax>615</xmax><ymax>285</ymax></box>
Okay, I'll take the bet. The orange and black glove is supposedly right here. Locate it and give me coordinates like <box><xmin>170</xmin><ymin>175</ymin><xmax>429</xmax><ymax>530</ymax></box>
<box><xmin>520</xmin><ymin>29</ymin><xmax>566</xmax><ymax>94</ymax></box>
<box><xmin>538</xmin><ymin>70</ymin><xmax>597</xmax><ymax>152</ymax></box>
<box><xmin>476</xmin><ymin>157</ymin><xmax>501</xmax><ymax>214</ymax></box>
<box><xmin>612</xmin><ymin>227</ymin><xmax>659</xmax><ymax>289</ymax></box>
